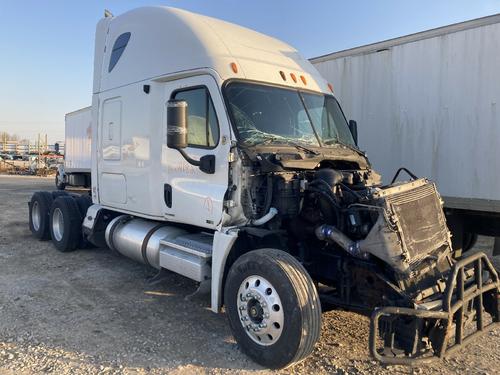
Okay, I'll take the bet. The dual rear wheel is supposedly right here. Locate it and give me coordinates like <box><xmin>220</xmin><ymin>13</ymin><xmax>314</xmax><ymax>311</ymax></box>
<box><xmin>29</xmin><ymin>191</ymin><xmax>91</xmax><ymax>251</ymax></box>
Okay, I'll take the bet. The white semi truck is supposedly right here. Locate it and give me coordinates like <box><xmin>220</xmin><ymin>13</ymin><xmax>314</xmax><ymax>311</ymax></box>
<box><xmin>28</xmin><ymin>7</ymin><xmax>499</xmax><ymax>368</ymax></box>
<box><xmin>55</xmin><ymin>107</ymin><xmax>92</xmax><ymax>190</ymax></box>
<box><xmin>311</xmin><ymin>13</ymin><xmax>500</xmax><ymax>259</ymax></box>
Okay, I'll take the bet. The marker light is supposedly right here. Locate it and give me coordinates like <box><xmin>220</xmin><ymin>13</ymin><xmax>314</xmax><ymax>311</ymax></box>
<box><xmin>279</xmin><ymin>71</ymin><xmax>286</xmax><ymax>81</ymax></box>
<box><xmin>328</xmin><ymin>83</ymin><xmax>334</xmax><ymax>92</ymax></box>
<box><xmin>300</xmin><ymin>75</ymin><xmax>307</xmax><ymax>85</ymax></box>
<box><xmin>230</xmin><ymin>62</ymin><xmax>238</xmax><ymax>73</ymax></box>
<box><xmin>290</xmin><ymin>73</ymin><xmax>297</xmax><ymax>83</ymax></box>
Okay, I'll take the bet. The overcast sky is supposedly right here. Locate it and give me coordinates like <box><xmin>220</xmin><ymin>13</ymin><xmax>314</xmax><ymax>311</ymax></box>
<box><xmin>1</xmin><ymin>0</ymin><xmax>499</xmax><ymax>143</ymax></box>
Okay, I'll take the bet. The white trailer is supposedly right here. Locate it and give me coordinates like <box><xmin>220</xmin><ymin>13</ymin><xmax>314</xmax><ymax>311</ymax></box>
<box><xmin>311</xmin><ymin>13</ymin><xmax>500</xmax><ymax>255</ymax></box>
<box><xmin>27</xmin><ymin>7</ymin><xmax>498</xmax><ymax>368</ymax></box>
<box><xmin>56</xmin><ymin>107</ymin><xmax>92</xmax><ymax>189</ymax></box>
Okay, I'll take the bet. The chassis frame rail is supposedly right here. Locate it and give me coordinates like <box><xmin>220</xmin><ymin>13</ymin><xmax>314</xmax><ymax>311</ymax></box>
<box><xmin>369</xmin><ymin>252</ymin><xmax>500</xmax><ymax>365</ymax></box>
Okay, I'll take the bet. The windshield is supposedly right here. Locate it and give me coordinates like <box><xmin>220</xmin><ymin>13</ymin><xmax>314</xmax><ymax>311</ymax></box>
<box><xmin>224</xmin><ymin>82</ymin><xmax>355</xmax><ymax>148</ymax></box>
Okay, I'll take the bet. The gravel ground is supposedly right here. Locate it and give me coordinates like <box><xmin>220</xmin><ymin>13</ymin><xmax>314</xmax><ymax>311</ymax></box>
<box><xmin>0</xmin><ymin>175</ymin><xmax>498</xmax><ymax>375</ymax></box>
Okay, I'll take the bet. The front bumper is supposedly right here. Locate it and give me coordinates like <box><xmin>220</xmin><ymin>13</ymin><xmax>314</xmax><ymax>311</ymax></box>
<box><xmin>369</xmin><ymin>252</ymin><xmax>500</xmax><ymax>365</ymax></box>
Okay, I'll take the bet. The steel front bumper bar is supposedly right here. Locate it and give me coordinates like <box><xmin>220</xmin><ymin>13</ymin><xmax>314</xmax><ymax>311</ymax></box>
<box><xmin>369</xmin><ymin>252</ymin><xmax>500</xmax><ymax>365</ymax></box>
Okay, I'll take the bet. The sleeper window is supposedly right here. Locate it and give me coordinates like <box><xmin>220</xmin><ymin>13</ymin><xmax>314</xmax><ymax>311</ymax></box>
<box><xmin>173</xmin><ymin>88</ymin><xmax>220</xmax><ymax>148</ymax></box>
<box><xmin>108</xmin><ymin>32</ymin><xmax>131</xmax><ymax>72</ymax></box>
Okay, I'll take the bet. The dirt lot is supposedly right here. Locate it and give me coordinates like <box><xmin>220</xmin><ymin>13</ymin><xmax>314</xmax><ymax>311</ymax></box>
<box><xmin>0</xmin><ymin>175</ymin><xmax>499</xmax><ymax>375</ymax></box>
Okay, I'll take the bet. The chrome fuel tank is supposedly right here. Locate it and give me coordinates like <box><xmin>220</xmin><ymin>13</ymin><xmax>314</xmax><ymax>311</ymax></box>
<box><xmin>105</xmin><ymin>215</ymin><xmax>187</xmax><ymax>269</ymax></box>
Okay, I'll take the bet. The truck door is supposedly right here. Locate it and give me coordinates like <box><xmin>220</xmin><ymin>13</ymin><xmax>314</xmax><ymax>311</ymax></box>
<box><xmin>162</xmin><ymin>75</ymin><xmax>231</xmax><ymax>229</ymax></box>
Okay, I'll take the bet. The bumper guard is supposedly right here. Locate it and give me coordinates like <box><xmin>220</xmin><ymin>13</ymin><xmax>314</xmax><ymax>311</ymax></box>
<box><xmin>369</xmin><ymin>252</ymin><xmax>500</xmax><ymax>365</ymax></box>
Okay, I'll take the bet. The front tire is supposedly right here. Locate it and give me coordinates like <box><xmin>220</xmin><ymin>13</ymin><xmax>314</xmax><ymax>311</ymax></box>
<box><xmin>49</xmin><ymin>196</ymin><xmax>82</xmax><ymax>252</ymax></box>
<box><xmin>224</xmin><ymin>249</ymin><xmax>321</xmax><ymax>369</ymax></box>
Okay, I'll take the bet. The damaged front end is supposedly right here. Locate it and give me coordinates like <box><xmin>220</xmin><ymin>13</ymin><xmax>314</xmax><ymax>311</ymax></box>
<box><xmin>370</xmin><ymin>251</ymin><xmax>499</xmax><ymax>364</ymax></box>
<box><xmin>319</xmin><ymin>177</ymin><xmax>500</xmax><ymax>364</ymax></box>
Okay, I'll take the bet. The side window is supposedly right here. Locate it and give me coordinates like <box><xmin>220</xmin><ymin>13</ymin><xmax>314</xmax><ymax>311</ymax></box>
<box><xmin>173</xmin><ymin>87</ymin><xmax>220</xmax><ymax>148</ymax></box>
<box><xmin>108</xmin><ymin>32</ymin><xmax>131</xmax><ymax>72</ymax></box>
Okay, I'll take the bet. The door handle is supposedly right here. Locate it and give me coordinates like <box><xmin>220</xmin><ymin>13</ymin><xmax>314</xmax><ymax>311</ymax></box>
<box><xmin>164</xmin><ymin>184</ymin><xmax>172</xmax><ymax>208</ymax></box>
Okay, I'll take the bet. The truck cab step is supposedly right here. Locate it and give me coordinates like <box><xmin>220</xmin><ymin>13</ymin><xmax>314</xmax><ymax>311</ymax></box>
<box><xmin>160</xmin><ymin>232</ymin><xmax>213</xmax><ymax>258</ymax></box>
<box><xmin>159</xmin><ymin>232</ymin><xmax>214</xmax><ymax>282</ymax></box>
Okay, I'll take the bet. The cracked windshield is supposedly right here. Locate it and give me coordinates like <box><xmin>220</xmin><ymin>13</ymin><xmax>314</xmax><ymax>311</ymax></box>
<box><xmin>224</xmin><ymin>82</ymin><xmax>355</xmax><ymax>148</ymax></box>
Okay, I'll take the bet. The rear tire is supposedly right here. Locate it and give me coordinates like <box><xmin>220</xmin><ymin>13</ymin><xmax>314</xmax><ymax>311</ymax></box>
<box><xmin>224</xmin><ymin>249</ymin><xmax>321</xmax><ymax>369</ymax></box>
<box><xmin>29</xmin><ymin>191</ymin><xmax>53</xmax><ymax>240</ymax></box>
<box><xmin>49</xmin><ymin>196</ymin><xmax>82</xmax><ymax>252</ymax></box>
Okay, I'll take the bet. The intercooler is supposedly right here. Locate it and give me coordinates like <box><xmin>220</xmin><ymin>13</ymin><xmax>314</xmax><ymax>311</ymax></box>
<box><xmin>359</xmin><ymin>179</ymin><xmax>452</xmax><ymax>274</ymax></box>
<box><xmin>385</xmin><ymin>181</ymin><xmax>450</xmax><ymax>264</ymax></box>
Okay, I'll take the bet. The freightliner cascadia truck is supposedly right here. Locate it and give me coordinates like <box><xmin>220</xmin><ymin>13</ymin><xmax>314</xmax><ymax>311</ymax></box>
<box><xmin>28</xmin><ymin>7</ymin><xmax>499</xmax><ymax>368</ymax></box>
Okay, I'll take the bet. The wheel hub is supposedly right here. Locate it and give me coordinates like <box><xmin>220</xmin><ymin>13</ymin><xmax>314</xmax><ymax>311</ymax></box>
<box><xmin>237</xmin><ymin>275</ymin><xmax>284</xmax><ymax>346</ymax></box>
<box><xmin>32</xmin><ymin>201</ymin><xmax>41</xmax><ymax>231</ymax></box>
<box><xmin>52</xmin><ymin>207</ymin><xmax>65</xmax><ymax>242</ymax></box>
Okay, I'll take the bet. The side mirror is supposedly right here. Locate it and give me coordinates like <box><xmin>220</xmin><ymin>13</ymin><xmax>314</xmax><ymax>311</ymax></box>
<box><xmin>166</xmin><ymin>99</ymin><xmax>216</xmax><ymax>174</ymax></box>
<box><xmin>167</xmin><ymin>99</ymin><xmax>188</xmax><ymax>149</ymax></box>
<box><xmin>348</xmin><ymin>120</ymin><xmax>358</xmax><ymax>146</ymax></box>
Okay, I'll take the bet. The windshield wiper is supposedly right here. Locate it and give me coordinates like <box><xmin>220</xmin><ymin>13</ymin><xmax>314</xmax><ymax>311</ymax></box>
<box><xmin>286</xmin><ymin>142</ymin><xmax>320</xmax><ymax>155</ymax></box>
<box><xmin>323</xmin><ymin>138</ymin><xmax>365</xmax><ymax>156</ymax></box>
<box><xmin>245</xmin><ymin>135</ymin><xmax>320</xmax><ymax>155</ymax></box>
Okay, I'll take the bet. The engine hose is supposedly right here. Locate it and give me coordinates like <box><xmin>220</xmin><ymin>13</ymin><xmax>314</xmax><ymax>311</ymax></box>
<box><xmin>250</xmin><ymin>207</ymin><xmax>278</xmax><ymax>226</ymax></box>
<box><xmin>262</xmin><ymin>174</ymin><xmax>273</xmax><ymax>214</ymax></box>
<box><xmin>309</xmin><ymin>178</ymin><xmax>335</xmax><ymax>192</ymax></box>
<box><xmin>315</xmin><ymin>224</ymin><xmax>369</xmax><ymax>259</ymax></box>
<box><xmin>306</xmin><ymin>186</ymin><xmax>342</xmax><ymax>229</ymax></box>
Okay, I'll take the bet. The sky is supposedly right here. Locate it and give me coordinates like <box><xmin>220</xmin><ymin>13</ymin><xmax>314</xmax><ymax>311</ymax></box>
<box><xmin>1</xmin><ymin>0</ymin><xmax>499</xmax><ymax>143</ymax></box>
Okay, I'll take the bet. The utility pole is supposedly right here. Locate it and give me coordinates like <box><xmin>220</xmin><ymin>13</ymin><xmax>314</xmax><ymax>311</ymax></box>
<box><xmin>37</xmin><ymin>133</ymin><xmax>40</xmax><ymax>173</ymax></box>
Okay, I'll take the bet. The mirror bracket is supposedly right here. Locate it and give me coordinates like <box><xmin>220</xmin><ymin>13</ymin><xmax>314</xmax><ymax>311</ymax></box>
<box><xmin>177</xmin><ymin>149</ymin><xmax>215</xmax><ymax>174</ymax></box>
<box><xmin>348</xmin><ymin>120</ymin><xmax>358</xmax><ymax>146</ymax></box>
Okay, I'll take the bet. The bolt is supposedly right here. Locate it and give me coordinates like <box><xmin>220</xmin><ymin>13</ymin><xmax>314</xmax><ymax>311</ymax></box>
<box><xmin>239</xmin><ymin>305</ymin><xmax>245</xmax><ymax>310</ymax></box>
<box><xmin>264</xmin><ymin>313</ymin><xmax>269</xmax><ymax>318</ymax></box>
<box><xmin>246</xmin><ymin>293</ymin><xmax>251</xmax><ymax>298</ymax></box>
<box><xmin>261</xmin><ymin>302</ymin><xmax>267</xmax><ymax>308</ymax></box>
<box><xmin>256</xmin><ymin>295</ymin><xmax>261</xmax><ymax>300</ymax></box>
<box><xmin>261</xmin><ymin>323</ymin><xmax>267</xmax><ymax>328</ymax></box>
<box><xmin>241</xmin><ymin>317</ymin><xmax>245</xmax><ymax>321</ymax></box>
<box><xmin>241</xmin><ymin>297</ymin><xmax>247</xmax><ymax>302</ymax></box>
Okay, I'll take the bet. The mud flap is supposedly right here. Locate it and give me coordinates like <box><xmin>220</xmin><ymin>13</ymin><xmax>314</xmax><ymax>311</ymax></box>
<box><xmin>369</xmin><ymin>252</ymin><xmax>500</xmax><ymax>365</ymax></box>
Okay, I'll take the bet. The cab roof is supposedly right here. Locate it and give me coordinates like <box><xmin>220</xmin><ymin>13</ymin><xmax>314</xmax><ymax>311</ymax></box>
<box><xmin>94</xmin><ymin>6</ymin><xmax>330</xmax><ymax>94</ymax></box>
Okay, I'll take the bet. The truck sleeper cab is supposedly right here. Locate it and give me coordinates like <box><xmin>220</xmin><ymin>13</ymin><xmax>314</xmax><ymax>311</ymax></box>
<box><xmin>28</xmin><ymin>6</ymin><xmax>499</xmax><ymax>369</ymax></box>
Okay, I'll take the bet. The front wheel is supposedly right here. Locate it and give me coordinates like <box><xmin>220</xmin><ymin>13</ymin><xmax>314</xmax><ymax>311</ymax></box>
<box><xmin>224</xmin><ymin>249</ymin><xmax>322</xmax><ymax>369</ymax></box>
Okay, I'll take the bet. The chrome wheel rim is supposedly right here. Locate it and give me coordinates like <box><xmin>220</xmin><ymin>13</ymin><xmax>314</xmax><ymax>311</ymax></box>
<box><xmin>32</xmin><ymin>201</ymin><xmax>41</xmax><ymax>231</ymax></box>
<box><xmin>52</xmin><ymin>208</ymin><xmax>64</xmax><ymax>242</ymax></box>
<box><xmin>237</xmin><ymin>275</ymin><xmax>284</xmax><ymax>346</ymax></box>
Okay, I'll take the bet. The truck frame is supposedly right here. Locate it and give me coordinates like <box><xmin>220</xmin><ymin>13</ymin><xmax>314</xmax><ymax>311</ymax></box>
<box><xmin>28</xmin><ymin>7</ymin><xmax>499</xmax><ymax>368</ymax></box>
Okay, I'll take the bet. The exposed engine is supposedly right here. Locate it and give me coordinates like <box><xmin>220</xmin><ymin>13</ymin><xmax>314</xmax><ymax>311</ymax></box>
<box><xmin>233</xmin><ymin>149</ymin><xmax>499</xmax><ymax>363</ymax></box>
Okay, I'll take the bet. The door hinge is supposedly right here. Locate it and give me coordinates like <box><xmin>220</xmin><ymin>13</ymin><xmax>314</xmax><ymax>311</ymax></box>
<box><xmin>224</xmin><ymin>200</ymin><xmax>236</xmax><ymax>208</ymax></box>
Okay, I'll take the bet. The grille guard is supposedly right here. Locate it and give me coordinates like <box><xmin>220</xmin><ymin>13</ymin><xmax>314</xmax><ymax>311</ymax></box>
<box><xmin>369</xmin><ymin>252</ymin><xmax>500</xmax><ymax>365</ymax></box>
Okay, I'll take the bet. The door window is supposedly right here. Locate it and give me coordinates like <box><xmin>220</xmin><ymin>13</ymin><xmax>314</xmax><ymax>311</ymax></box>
<box><xmin>172</xmin><ymin>87</ymin><xmax>220</xmax><ymax>148</ymax></box>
